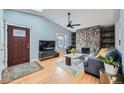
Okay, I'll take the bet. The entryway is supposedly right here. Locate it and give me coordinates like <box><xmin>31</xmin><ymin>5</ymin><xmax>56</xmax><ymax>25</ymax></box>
<box><xmin>7</xmin><ymin>25</ymin><xmax>30</xmax><ymax>67</ymax></box>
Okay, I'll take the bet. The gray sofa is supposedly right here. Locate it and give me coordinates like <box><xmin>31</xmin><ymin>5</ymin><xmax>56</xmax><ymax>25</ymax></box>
<box><xmin>84</xmin><ymin>57</ymin><xmax>104</xmax><ymax>77</ymax></box>
<box><xmin>84</xmin><ymin>48</ymin><xmax>121</xmax><ymax>77</ymax></box>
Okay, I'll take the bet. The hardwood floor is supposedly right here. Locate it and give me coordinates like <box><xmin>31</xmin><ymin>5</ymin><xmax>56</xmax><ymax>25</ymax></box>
<box><xmin>10</xmin><ymin>56</ymin><xmax>100</xmax><ymax>84</ymax></box>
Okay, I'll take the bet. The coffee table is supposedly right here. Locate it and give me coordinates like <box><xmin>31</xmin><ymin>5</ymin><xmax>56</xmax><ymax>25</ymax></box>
<box><xmin>64</xmin><ymin>53</ymin><xmax>84</xmax><ymax>66</ymax></box>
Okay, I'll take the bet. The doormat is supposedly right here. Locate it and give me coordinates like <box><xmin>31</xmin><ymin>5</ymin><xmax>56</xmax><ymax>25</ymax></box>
<box><xmin>2</xmin><ymin>62</ymin><xmax>43</xmax><ymax>83</ymax></box>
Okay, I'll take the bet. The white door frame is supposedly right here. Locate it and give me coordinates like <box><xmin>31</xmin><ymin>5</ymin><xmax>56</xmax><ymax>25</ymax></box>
<box><xmin>0</xmin><ymin>10</ymin><xmax>4</xmax><ymax>79</ymax></box>
<box><xmin>4</xmin><ymin>21</ymin><xmax>32</xmax><ymax>68</ymax></box>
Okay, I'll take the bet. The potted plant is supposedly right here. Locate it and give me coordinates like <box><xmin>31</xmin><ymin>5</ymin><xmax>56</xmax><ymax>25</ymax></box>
<box><xmin>71</xmin><ymin>48</ymin><xmax>76</xmax><ymax>55</ymax></box>
<box><xmin>103</xmin><ymin>56</ymin><xmax>119</xmax><ymax>75</ymax></box>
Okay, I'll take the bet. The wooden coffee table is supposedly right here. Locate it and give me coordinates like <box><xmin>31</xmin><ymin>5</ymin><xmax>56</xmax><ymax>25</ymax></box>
<box><xmin>64</xmin><ymin>53</ymin><xmax>83</xmax><ymax>66</ymax></box>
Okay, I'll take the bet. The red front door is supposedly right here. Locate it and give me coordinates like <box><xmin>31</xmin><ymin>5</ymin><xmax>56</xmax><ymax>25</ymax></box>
<box><xmin>8</xmin><ymin>25</ymin><xmax>30</xmax><ymax>67</ymax></box>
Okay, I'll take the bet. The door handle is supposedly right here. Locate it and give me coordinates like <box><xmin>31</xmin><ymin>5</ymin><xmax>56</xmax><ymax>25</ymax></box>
<box><xmin>27</xmin><ymin>44</ymin><xmax>30</xmax><ymax>48</ymax></box>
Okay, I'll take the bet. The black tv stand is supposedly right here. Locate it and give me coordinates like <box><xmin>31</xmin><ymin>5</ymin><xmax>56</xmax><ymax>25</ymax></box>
<box><xmin>39</xmin><ymin>40</ymin><xmax>59</xmax><ymax>60</ymax></box>
<box><xmin>39</xmin><ymin>51</ymin><xmax>59</xmax><ymax>61</ymax></box>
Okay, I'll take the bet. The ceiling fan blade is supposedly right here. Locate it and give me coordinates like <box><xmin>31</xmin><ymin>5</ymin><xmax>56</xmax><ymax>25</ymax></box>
<box><xmin>67</xmin><ymin>25</ymin><xmax>73</xmax><ymax>29</ymax></box>
<box><xmin>70</xmin><ymin>26</ymin><xmax>74</xmax><ymax>29</ymax></box>
<box><xmin>71</xmin><ymin>24</ymin><xmax>81</xmax><ymax>26</ymax></box>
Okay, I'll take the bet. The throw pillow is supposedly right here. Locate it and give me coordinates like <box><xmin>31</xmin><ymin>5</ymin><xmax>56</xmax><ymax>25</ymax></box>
<box><xmin>97</xmin><ymin>48</ymin><xmax>108</xmax><ymax>58</ymax></box>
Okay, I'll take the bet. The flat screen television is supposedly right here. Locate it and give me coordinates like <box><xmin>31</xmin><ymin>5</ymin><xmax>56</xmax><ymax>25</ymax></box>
<box><xmin>39</xmin><ymin>40</ymin><xmax>55</xmax><ymax>51</ymax></box>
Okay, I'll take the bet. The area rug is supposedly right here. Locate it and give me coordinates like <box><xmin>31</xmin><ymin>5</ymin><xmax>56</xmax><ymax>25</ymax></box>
<box><xmin>56</xmin><ymin>58</ymin><xmax>84</xmax><ymax>76</ymax></box>
<box><xmin>2</xmin><ymin>61</ymin><xmax>43</xmax><ymax>83</ymax></box>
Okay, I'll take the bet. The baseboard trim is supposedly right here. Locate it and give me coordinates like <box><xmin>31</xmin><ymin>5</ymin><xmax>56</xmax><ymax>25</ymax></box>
<box><xmin>30</xmin><ymin>58</ymin><xmax>38</xmax><ymax>62</ymax></box>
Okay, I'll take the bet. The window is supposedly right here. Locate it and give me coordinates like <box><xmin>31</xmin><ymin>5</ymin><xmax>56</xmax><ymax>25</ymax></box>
<box><xmin>57</xmin><ymin>34</ymin><xmax>66</xmax><ymax>48</ymax></box>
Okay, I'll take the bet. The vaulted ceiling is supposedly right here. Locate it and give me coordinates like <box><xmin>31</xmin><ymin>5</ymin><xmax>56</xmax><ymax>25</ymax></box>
<box><xmin>14</xmin><ymin>9</ymin><xmax>119</xmax><ymax>32</ymax></box>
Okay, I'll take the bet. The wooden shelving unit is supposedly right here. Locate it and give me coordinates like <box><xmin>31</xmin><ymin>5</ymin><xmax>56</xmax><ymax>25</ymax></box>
<box><xmin>71</xmin><ymin>32</ymin><xmax>76</xmax><ymax>47</ymax></box>
<box><xmin>100</xmin><ymin>25</ymin><xmax>115</xmax><ymax>48</ymax></box>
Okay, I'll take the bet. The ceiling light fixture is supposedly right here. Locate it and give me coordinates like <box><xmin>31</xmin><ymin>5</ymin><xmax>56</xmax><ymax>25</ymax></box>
<box><xmin>67</xmin><ymin>13</ymin><xmax>81</xmax><ymax>29</ymax></box>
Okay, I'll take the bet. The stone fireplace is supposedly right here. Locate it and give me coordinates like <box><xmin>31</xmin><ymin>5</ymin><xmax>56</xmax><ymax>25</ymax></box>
<box><xmin>76</xmin><ymin>26</ymin><xmax>101</xmax><ymax>53</ymax></box>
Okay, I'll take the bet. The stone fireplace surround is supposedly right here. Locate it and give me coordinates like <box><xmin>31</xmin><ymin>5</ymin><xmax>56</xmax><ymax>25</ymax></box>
<box><xmin>76</xmin><ymin>26</ymin><xmax>101</xmax><ymax>53</ymax></box>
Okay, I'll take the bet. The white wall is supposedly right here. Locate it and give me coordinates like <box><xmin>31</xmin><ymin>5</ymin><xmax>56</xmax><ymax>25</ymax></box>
<box><xmin>120</xmin><ymin>10</ymin><xmax>124</xmax><ymax>77</ymax></box>
<box><xmin>115</xmin><ymin>10</ymin><xmax>121</xmax><ymax>52</ymax></box>
<box><xmin>4</xmin><ymin>9</ymin><xmax>71</xmax><ymax>63</ymax></box>
<box><xmin>115</xmin><ymin>19</ymin><xmax>121</xmax><ymax>52</ymax></box>
<box><xmin>116</xmin><ymin>10</ymin><xmax>124</xmax><ymax>77</ymax></box>
<box><xmin>0</xmin><ymin>10</ymin><xmax>5</xmax><ymax>79</ymax></box>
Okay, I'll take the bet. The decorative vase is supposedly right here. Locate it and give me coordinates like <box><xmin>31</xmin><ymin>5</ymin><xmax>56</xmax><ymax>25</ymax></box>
<box><xmin>104</xmin><ymin>63</ymin><xmax>118</xmax><ymax>75</ymax></box>
<box><xmin>72</xmin><ymin>52</ymin><xmax>76</xmax><ymax>55</ymax></box>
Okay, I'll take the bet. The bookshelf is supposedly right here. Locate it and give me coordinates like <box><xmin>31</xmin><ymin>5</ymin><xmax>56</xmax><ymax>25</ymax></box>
<box><xmin>100</xmin><ymin>25</ymin><xmax>115</xmax><ymax>48</ymax></box>
<box><xmin>71</xmin><ymin>32</ymin><xmax>76</xmax><ymax>47</ymax></box>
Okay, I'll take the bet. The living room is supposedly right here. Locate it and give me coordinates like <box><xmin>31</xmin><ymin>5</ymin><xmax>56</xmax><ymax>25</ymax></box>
<box><xmin>0</xmin><ymin>9</ymin><xmax>124</xmax><ymax>84</ymax></box>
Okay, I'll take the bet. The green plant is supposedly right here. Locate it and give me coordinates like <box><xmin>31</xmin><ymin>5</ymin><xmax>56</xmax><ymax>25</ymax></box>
<box><xmin>71</xmin><ymin>48</ymin><xmax>76</xmax><ymax>54</ymax></box>
<box><xmin>103</xmin><ymin>56</ymin><xmax>119</xmax><ymax>68</ymax></box>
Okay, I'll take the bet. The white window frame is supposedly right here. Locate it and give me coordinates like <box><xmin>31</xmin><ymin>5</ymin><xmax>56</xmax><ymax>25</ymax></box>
<box><xmin>56</xmin><ymin>33</ymin><xmax>66</xmax><ymax>49</ymax></box>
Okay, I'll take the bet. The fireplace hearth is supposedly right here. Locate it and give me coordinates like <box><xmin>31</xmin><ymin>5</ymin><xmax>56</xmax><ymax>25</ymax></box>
<box><xmin>81</xmin><ymin>47</ymin><xmax>90</xmax><ymax>54</ymax></box>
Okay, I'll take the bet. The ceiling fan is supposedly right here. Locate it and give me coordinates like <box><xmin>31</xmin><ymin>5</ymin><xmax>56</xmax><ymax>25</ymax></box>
<box><xmin>67</xmin><ymin>13</ymin><xmax>81</xmax><ymax>29</ymax></box>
